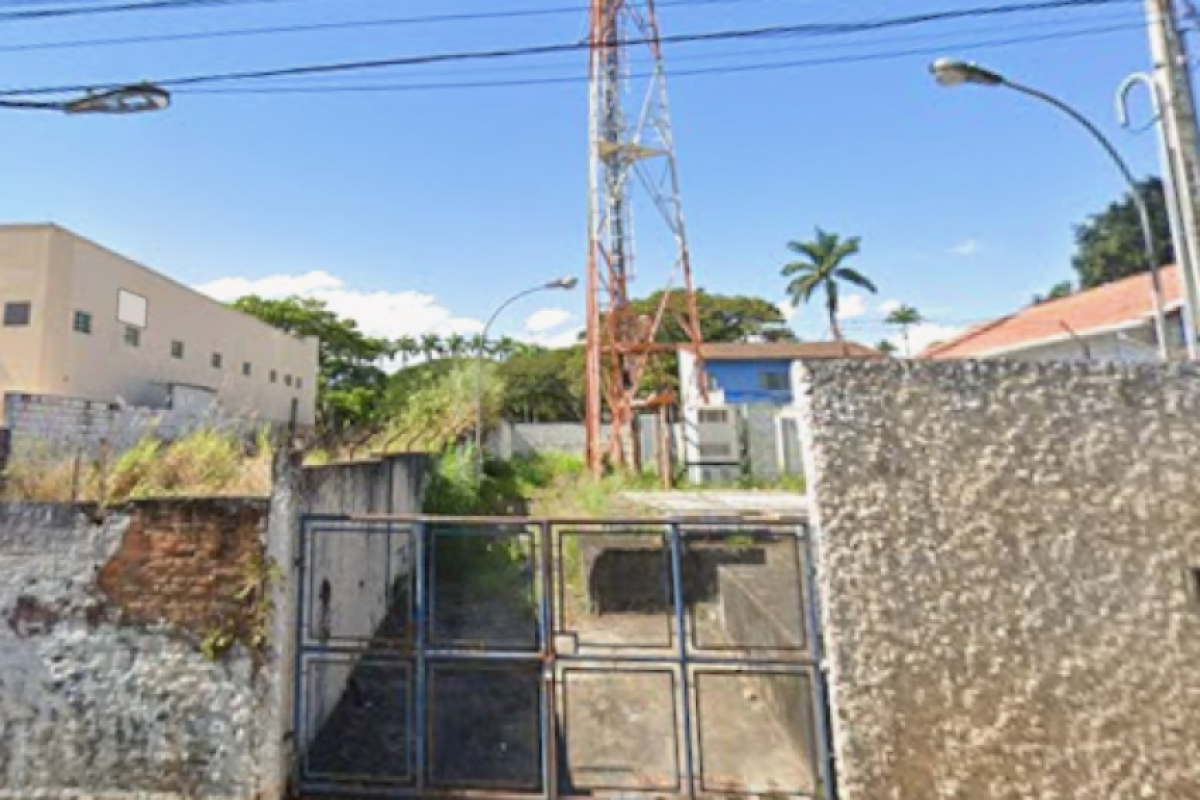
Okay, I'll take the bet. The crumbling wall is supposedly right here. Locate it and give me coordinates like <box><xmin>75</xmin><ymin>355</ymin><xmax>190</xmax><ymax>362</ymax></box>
<box><xmin>798</xmin><ymin>360</ymin><xmax>1200</xmax><ymax>799</ymax></box>
<box><xmin>0</xmin><ymin>497</ymin><xmax>284</xmax><ymax>799</ymax></box>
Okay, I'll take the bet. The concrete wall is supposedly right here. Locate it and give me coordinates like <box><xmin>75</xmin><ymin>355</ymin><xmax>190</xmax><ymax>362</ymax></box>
<box><xmin>797</xmin><ymin>360</ymin><xmax>1200</xmax><ymax>799</ymax></box>
<box><xmin>0</xmin><ymin>497</ymin><xmax>287</xmax><ymax>799</ymax></box>
<box><xmin>2</xmin><ymin>390</ymin><xmax>261</xmax><ymax>467</ymax></box>
<box><xmin>0</xmin><ymin>225</ymin><xmax>318</xmax><ymax>425</ymax></box>
<box><xmin>296</xmin><ymin>455</ymin><xmax>428</xmax><ymax>746</ymax></box>
<box><xmin>487</xmin><ymin>421</ymin><xmax>587</xmax><ymax>459</ymax></box>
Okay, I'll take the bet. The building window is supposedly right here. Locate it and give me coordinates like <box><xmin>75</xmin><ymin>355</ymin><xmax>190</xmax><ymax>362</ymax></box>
<box><xmin>759</xmin><ymin>372</ymin><xmax>790</xmax><ymax>391</ymax></box>
<box><xmin>698</xmin><ymin>409</ymin><xmax>729</xmax><ymax>425</ymax></box>
<box><xmin>270</xmin><ymin>369</ymin><xmax>278</xmax><ymax>384</ymax></box>
<box><xmin>171</xmin><ymin>340</ymin><xmax>185</xmax><ymax>359</ymax></box>
<box><xmin>124</xmin><ymin>326</ymin><xmax>141</xmax><ymax>347</ymax></box>
<box><xmin>117</xmin><ymin>289</ymin><xmax>147</xmax><ymax>328</ymax></box>
<box><xmin>3</xmin><ymin>301</ymin><xmax>31</xmax><ymax>327</ymax></box>
<box><xmin>73</xmin><ymin>310</ymin><xmax>92</xmax><ymax>335</ymax></box>
<box><xmin>243</xmin><ymin>362</ymin><xmax>252</xmax><ymax>377</ymax></box>
<box><xmin>212</xmin><ymin>352</ymin><xmax>223</xmax><ymax>369</ymax></box>
<box><xmin>284</xmin><ymin>374</ymin><xmax>293</xmax><ymax>387</ymax></box>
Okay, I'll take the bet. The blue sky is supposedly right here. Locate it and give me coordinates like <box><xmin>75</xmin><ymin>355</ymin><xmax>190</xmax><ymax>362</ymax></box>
<box><xmin>0</xmin><ymin>0</ymin><xmax>1165</xmax><ymax>350</ymax></box>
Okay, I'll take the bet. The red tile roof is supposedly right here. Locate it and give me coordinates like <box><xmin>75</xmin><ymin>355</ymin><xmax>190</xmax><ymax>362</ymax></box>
<box><xmin>699</xmin><ymin>341</ymin><xmax>883</xmax><ymax>360</ymax></box>
<box><xmin>922</xmin><ymin>265</ymin><xmax>1184</xmax><ymax>359</ymax></box>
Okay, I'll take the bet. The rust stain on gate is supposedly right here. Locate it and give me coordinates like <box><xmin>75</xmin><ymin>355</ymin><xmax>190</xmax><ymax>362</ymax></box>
<box><xmin>294</xmin><ymin>514</ymin><xmax>834</xmax><ymax>799</ymax></box>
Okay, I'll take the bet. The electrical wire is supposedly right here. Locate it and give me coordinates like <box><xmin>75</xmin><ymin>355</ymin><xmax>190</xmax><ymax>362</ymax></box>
<box><xmin>172</xmin><ymin>20</ymin><xmax>1143</xmax><ymax>95</ymax></box>
<box><xmin>0</xmin><ymin>0</ymin><xmax>1140</xmax><ymax>96</ymax></box>
<box><xmin>0</xmin><ymin>0</ymin><xmax>776</xmax><ymax>53</ymax></box>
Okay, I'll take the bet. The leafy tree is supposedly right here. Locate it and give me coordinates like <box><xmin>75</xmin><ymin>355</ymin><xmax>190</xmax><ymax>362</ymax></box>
<box><xmin>782</xmin><ymin>228</ymin><xmax>877</xmax><ymax>340</ymax></box>
<box><xmin>876</xmin><ymin>339</ymin><xmax>898</xmax><ymax>357</ymax></box>
<box><xmin>1032</xmin><ymin>281</ymin><xmax>1075</xmax><ymax>305</ymax></box>
<box><xmin>498</xmin><ymin>346</ymin><xmax>584</xmax><ymax>422</ymax></box>
<box><xmin>628</xmin><ymin>289</ymin><xmax>797</xmax><ymax>345</ymax></box>
<box><xmin>1072</xmin><ymin>176</ymin><xmax>1171</xmax><ymax>289</ymax></box>
<box><xmin>884</xmin><ymin>304</ymin><xmax>924</xmax><ymax>357</ymax></box>
<box><xmin>230</xmin><ymin>295</ymin><xmax>392</xmax><ymax>432</ymax></box>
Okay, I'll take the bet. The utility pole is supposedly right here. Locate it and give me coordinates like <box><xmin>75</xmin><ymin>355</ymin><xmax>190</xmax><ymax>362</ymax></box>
<box><xmin>1146</xmin><ymin>0</ymin><xmax>1200</xmax><ymax>356</ymax></box>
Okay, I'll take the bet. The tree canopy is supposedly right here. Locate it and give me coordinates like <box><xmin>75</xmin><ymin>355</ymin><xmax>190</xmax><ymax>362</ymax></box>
<box><xmin>231</xmin><ymin>295</ymin><xmax>393</xmax><ymax>432</ymax></box>
<box><xmin>1071</xmin><ymin>176</ymin><xmax>1171</xmax><ymax>289</ymax></box>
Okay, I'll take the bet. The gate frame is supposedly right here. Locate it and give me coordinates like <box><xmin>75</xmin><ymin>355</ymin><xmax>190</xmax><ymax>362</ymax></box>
<box><xmin>291</xmin><ymin>514</ymin><xmax>836</xmax><ymax>800</ymax></box>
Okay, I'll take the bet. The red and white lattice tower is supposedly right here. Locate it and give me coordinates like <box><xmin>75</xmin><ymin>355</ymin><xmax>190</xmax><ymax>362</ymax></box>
<box><xmin>584</xmin><ymin>0</ymin><xmax>705</xmax><ymax>474</ymax></box>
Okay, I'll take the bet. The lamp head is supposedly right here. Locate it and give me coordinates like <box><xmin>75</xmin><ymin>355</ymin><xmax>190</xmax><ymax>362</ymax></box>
<box><xmin>64</xmin><ymin>83</ymin><xmax>171</xmax><ymax>115</ymax></box>
<box><xmin>930</xmin><ymin>58</ymin><xmax>1005</xmax><ymax>88</ymax></box>
<box><xmin>547</xmin><ymin>277</ymin><xmax>579</xmax><ymax>290</ymax></box>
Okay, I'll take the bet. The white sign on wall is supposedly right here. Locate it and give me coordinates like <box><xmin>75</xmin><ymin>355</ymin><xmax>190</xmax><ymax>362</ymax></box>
<box><xmin>117</xmin><ymin>289</ymin><xmax>147</xmax><ymax>328</ymax></box>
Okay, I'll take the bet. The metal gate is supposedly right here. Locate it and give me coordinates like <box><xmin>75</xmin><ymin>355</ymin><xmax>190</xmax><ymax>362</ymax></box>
<box><xmin>294</xmin><ymin>515</ymin><xmax>834</xmax><ymax>799</ymax></box>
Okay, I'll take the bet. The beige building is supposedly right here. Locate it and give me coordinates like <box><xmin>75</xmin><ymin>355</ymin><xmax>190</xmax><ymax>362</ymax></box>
<box><xmin>0</xmin><ymin>224</ymin><xmax>318</xmax><ymax>426</ymax></box>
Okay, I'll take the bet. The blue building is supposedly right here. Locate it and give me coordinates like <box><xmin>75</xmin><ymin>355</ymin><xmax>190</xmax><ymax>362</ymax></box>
<box><xmin>677</xmin><ymin>341</ymin><xmax>882</xmax><ymax>482</ymax></box>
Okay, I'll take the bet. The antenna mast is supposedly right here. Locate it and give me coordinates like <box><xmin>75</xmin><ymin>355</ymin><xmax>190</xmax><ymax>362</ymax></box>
<box><xmin>584</xmin><ymin>0</ymin><xmax>705</xmax><ymax>474</ymax></box>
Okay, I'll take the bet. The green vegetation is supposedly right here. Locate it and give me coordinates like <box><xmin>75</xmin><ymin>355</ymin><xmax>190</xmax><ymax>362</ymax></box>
<box><xmin>231</xmin><ymin>295</ymin><xmax>393</xmax><ymax>432</ymax></box>
<box><xmin>1</xmin><ymin>427</ymin><xmax>274</xmax><ymax>504</ymax></box>
<box><xmin>1072</xmin><ymin>176</ymin><xmax>1170</xmax><ymax>289</ymax></box>
<box><xmin>884</xmin><ymin>304</ymin><xmax>924</xmax><ymax>357</ymax></box>
<box><xmin>781</xmin><ymin>227</ymin><xmax>877</xmax><ymax>341</ymax></box>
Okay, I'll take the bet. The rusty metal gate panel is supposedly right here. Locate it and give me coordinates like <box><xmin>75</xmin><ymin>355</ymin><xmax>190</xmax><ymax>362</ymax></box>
<box><xmin>294</xmin><ymin>515</ymin><xmax>834</xmax><ymax>799</ymax></box>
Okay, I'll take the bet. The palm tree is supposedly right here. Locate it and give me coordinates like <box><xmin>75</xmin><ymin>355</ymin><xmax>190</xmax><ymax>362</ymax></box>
<box><xmin>494</xmin><ymin>336</ymin><xmax>518</xmax><ymax>360</ymax></box>
<box><xmin>781</xmin><ymin>228</ymin><xmax>876</xmax><ymax>341</ymax></box>
<box><xmin>875</xmin><ymin>339</ymin><xmax>898</xmax><ymax>357</ymax></box>
<box><xmin>468</xmin><ymin>333</ymin><xmax>487</xmax><ymax>357</ymax></box>
<box><xmin>395</xmin><ymin>335</ymin><xmax>418</xmax><ymax>367</ymax></box>
<box><xmin>420</xmin><ymin>333</ymin><xmax>441</xmax><ymax>361</ymax></box>
<box><xmin>885</xmin><ymin>304</ymin><xmax>924</xmax><ymax>357</ymax></box>
<box><xmin>445</xmin><ymin>333</ymin><xmax>468</xmax><ymax>359</ymax></box>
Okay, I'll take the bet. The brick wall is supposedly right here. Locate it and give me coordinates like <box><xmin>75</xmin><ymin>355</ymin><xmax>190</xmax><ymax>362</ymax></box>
<box><xmin>0</xmin><ymin>495</ymin><xmax>288</xmax><ymax>800</ymax></box>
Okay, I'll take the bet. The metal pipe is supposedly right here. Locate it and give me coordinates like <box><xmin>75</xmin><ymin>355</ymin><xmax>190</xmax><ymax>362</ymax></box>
<box><xmin>474</xmin><ymin>278</ymin><xmax>577</xmax><ymax>480</ymax></box>
<box><xmin>414</xmin><ymin>521</ymin><xmax>428</xmax><ymax>792</ymax></box>
<box><xmin>1118</xmin><ymin>71</ymin><xmax>1199</xmax><ymax>360</ymax></box>
<box><xmin>666</xmin><ymin>522</ymin><xmax>697</xmax><ymax>798</ymax></box>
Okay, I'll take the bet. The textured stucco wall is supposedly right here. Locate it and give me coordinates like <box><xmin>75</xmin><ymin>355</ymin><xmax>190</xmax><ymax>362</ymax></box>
<box><xmin>0</xmin><ymin>497</ymin><xmax>289</xmax><ymax>799</ymax></box>
<box><xmin>797</xmin><ymin>360</ymin><xmax>1200</xmax><ymax>800</ymax></box>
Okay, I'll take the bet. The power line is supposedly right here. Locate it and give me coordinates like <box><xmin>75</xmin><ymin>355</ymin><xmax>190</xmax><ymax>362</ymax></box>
<box><xmin>189</xmin><ymin>12</ymin><xmax>1144</xmax><ymax>88</ymax></box>
<box><xmin>174</xmin><ymin>21</ymin><xmax>1143</xmax><ymax>95</ymax></box>
<box><xmin>0</xmin><ymin>0</ymin><xmax>1139</xmax><ymax>96</ymax></box>
<box><xmin>0</xmin><ymin>0</ymin><xmax>768</xmax><ymax>54</ymax></box>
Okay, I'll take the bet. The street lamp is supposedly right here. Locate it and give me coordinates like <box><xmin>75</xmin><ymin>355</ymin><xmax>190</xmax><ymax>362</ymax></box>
<box><xmin>930</xmin><ymin>57</ymin><xmax>1171</xmax><ymax>362</ymax></box>
<box><xmin>474</xmin><ymin>276</ymin><xmax>578</xmax><ymax>478</ymax></box>
<box><xmin>0</xmin><ymin>83</ymin><xmax>170</xmax><ymax>115</ymax></box>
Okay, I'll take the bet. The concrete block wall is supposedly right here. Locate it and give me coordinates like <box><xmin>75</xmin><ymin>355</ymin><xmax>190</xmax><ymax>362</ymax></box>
<box><xmin>2</xmin><ymin>391</ymin><xmax>259</xmax><ymax>468</ymax></box>
<box><xmin>798</xmin><ymin>360</ymin><xmax>1200</xmax><ymax>799</ymax></box>
<box><xmin>0</xmin><ymin>497</ymin><xmax>287</xmax><ymax>799</ymax></box>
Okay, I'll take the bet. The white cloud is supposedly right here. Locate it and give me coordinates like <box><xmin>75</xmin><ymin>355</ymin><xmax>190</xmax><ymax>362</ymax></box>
<box><xmin>887</xmin><ymin>322</ymin><xmax>963</xmax><ymax>357</ymax></box>
<box><xmin>524</xmin><ymin>307</ymin><xmax>573</xmax><ymax>333</ymax></box>
<box><xmin>949</xmin><ymin>238</ymin><xmax>980</xmax><ymax>257</ymax></box>
<box><xmin>522</xmin><ymin>326</ymin><xmax>585</xmax><ymax>349</ymax></box>
<box><xmin>777</xmin><ymin>300</ymin><xmax>799</xmax><ymax>323</ymax></box>
<box><xmin>837</xmin><ymin>294</ymin><xmax>868</xmax><ymax>320</ymax></box>
<box><xmin>196</xmin><ymin>270</ymin><xmax>483</xmax><ymax>340</ymax></box>
<box><xmin>878</xmin><ymin>299</ymin><xmax>902</xmax><ymax>315</ymax></box>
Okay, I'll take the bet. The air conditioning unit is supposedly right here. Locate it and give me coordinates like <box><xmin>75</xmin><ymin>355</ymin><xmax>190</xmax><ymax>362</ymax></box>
<box><xmin>686</xmin><ymin>405</ymin><xmax>742</xmax><ymax>484</ymax></box>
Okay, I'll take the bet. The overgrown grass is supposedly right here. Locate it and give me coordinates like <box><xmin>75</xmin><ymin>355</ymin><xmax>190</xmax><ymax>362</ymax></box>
<box><xmin>0</xmin><ymin>427</ymin><xmax>273</xmax><ymax>504</ymax></box>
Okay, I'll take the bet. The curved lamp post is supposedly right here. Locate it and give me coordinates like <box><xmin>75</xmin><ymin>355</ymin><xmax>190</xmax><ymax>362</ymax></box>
<box><xmin>474</xmin><ymin>276</ymin><xmax>578</xmax><ymax>477</ymax></box>
<box><xmin>930</xmin><ymin>58</ymin><xmax>1170</xmax><ymax>362</ymax></box>
<box><xmin>0</xmin><ymin>83</ymin><xmax>171</xmax><ymax>115</ymax></box>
